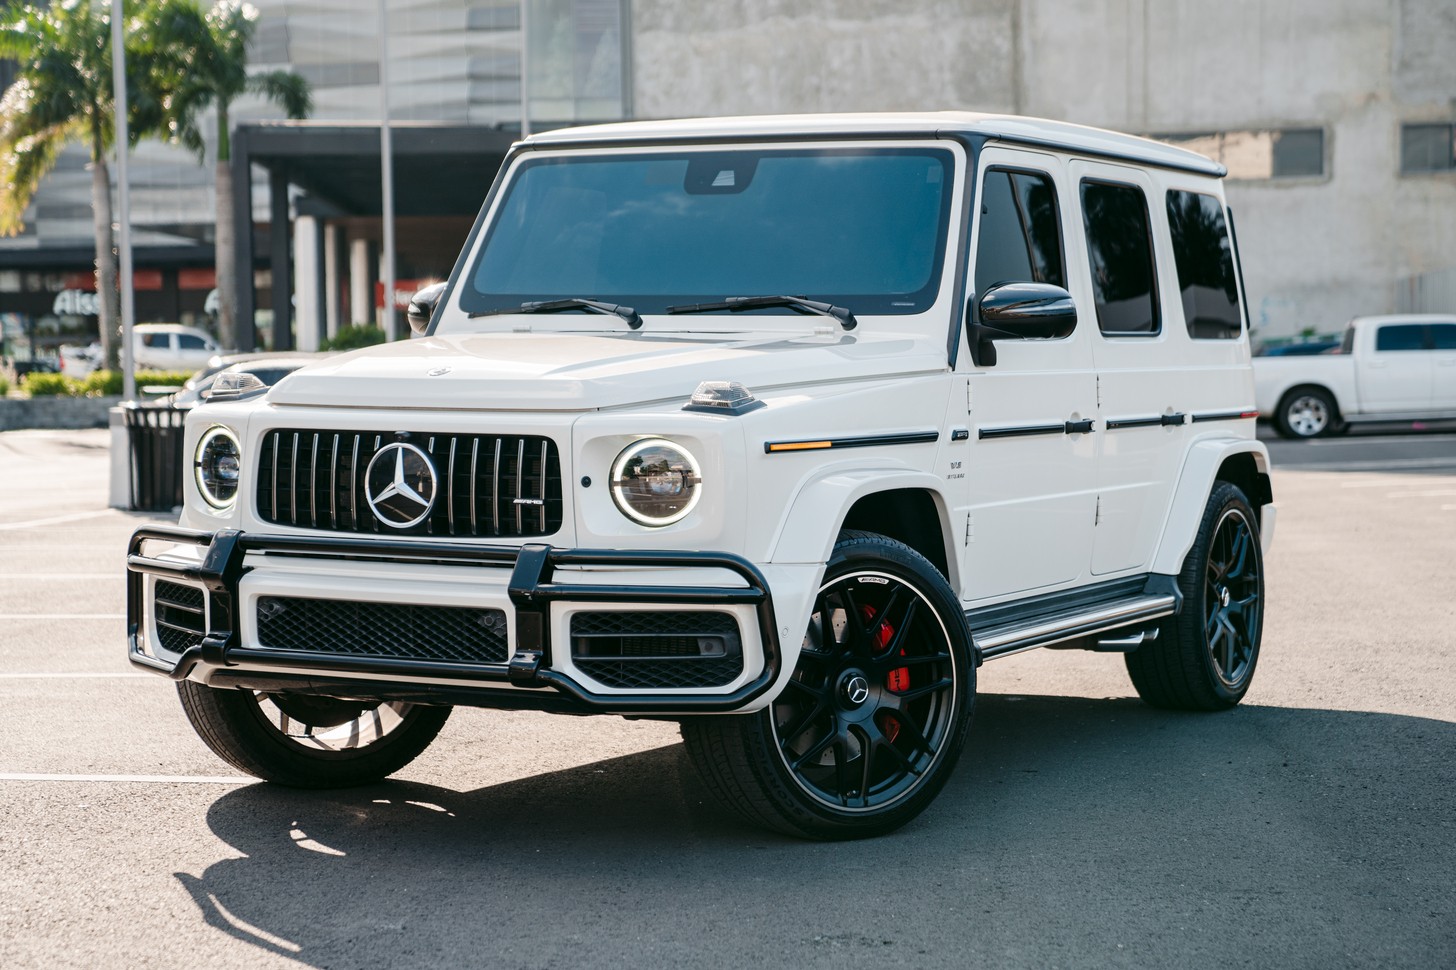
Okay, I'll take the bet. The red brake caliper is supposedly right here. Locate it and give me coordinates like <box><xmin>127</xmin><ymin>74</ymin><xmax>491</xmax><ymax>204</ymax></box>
<box><xmin>860</xmin><ymin>604</ymin><xmax>908</xmax><ymax>743</ymax></box>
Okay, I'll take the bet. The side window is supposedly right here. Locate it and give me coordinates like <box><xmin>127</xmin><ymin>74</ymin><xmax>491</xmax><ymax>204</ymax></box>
<box><xmin>1431</xmin><ymin>324</ymin><xmax>1456</xmax><ymax>350</ymax></box>
<box><xmin>1374</xmin><ymin>324</ymin><xmax>1427</xmax><ymax>352</ymax></box>
<box><xmin>973</xmin><ymin>168</ymin><xmax>1065</xmax><ymax>297</ymax></box>
<box><xmin>140</xmin><ymin>332</ymin><xmax>163</xmax><ymax>348</ymax></box>
<box><xmin>177</xmin><ymin>334</ymin><xmax>208</xmax><ymax>350</ymax></box>
<box><xmin>1080</xmin><ymin>180</ymin><xmax>1159</xmax><ymax>335</ymax></box>
<box><xmin>1166</xmin><ymin>190</ymin><xmax>1241</xmax><ymax>339</ymax></box>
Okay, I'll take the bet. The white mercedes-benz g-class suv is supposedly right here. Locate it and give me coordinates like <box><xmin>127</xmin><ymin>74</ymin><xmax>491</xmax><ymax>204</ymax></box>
<box><xmin>127</xmin><ymin>113</ymin><xmax>1274</xmax><ymax>839</ymax></box>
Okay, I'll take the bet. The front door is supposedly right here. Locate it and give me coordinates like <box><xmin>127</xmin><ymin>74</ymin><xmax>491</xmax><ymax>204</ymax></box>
<box><xmin>1358</xmin><ymin>321</ymin><xmax>1434</xmax><ymax>413</ymax></box>
<box><xmin>959</xmin><ymin>147</ymin><xmax>1098</xmax><ymax>603</ymax></box>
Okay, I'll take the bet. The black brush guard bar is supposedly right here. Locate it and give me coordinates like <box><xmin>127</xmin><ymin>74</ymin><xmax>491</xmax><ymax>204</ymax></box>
<box><xmin>126</xmin><ymin>524</ymin><xmax>782</xmax><ymax>714</ymax></box>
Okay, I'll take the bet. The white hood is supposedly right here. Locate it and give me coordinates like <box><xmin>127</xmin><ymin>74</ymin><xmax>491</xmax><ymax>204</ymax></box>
<box><xmin>267</xmin><ymin>328</ymin><xmax>946</xmax><ymax>411</ymax></box>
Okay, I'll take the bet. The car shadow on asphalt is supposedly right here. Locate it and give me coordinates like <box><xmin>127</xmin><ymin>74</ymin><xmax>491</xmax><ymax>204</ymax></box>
<box><xmin>176</xmin><ymin>693</ymin><xmax>1455</xmax><ymax>968</ymax></box>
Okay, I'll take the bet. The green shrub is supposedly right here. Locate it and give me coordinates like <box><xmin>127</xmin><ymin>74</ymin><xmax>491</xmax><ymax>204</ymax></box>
<box><xmin>74</xmin><ymin>369</ymin><xmax>197</xmax><ymax>397</ymax></box>
<box><xmin>321</xmin><ymin>324</ymin><xmax>386</xmax><ymax>352</ymax></box>
<box><xmin>80</xmin><ymin>369</ymin><xmax>123</xmax><ymax>397</ymax></box>
<box><xmin>21</xmin><ymin>372</ymin><xmax>75</xmax><ymax>396</ymax></box>
<box><xmin>0</xmin><ymin>375</ymin><xmax>9</xmax><ymax>397</ymax></box>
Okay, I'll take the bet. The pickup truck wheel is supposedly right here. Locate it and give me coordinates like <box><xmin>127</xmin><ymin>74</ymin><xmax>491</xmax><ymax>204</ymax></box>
<box><xmin>1274</xmin><ymin>387</ymin><xmax>1337</xmax><ymax>438</ymax></box>
<box><xmin>1126</xmin><ymin>482</ymin><xmax>1264</xmax><ymax>711</ymax></box>
<box><xmin>682</xmin><ymin>532</ymin><xmax>974</xmax><ymax>839</ymax></box>
<box><xmin>176</xmin><ymin>682</ymin><xmax>451</xmax><ymax>787</ymax></box>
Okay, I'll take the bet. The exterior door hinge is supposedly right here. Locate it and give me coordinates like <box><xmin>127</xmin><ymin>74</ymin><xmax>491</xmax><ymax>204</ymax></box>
<box><xmin>965</xmin><ymin>514</ymin><xmax>974</xmax><ymax>546</ymax></box>
<box><xmin>1094</xmin><ymin>496</ymin><xmax>1101</xmax><ymax>527</ymax></box>
<box><xmin>1096</xmin><ymin>374</ymin><xmax>1101</xmax><ymax>409</ymax></box>
<box><xmin>966</xmin><ymin>379</ymin><xmax>974</xmax><ymax>414</ymax></box>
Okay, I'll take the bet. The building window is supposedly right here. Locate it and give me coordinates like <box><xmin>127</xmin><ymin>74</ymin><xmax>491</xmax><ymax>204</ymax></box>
<box><xmin>1154</xmin><ymin>128</ymin><xmax>1326</xmax><ymax>180</ymax></box>
<box><xmin>1400</xmin><ymin>124</ymin><xmax>1456</xmax><ymax>174</ymax></box>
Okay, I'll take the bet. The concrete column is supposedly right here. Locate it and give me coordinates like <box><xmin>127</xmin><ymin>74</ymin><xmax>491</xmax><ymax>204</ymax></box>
<box><xmin>293</xmin><ymin>215</ymin><xmax>321</xmax><ymax>352</ymax></box>
<box><xmin>323</xmin><ymin>223</ymin><xmax>341</xmax><ymax>339</ymax></box>
<box><xmin>349</xmin><ymin>237</ymin><xmax>371</xmax><ymax>326</ymax></box>
<box><xmin>269</xmin><ymin>168</ymin><xmax>292</xmax><ymax>351</ymax></box>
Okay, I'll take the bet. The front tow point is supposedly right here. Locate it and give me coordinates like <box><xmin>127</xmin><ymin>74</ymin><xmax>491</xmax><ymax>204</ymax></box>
<box><xmin>508</xmin><ymin>649</ymin><xmax>544</xmax><ymax>686</ymax></box>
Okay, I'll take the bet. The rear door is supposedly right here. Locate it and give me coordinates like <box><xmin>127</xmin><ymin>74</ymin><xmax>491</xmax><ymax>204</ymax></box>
<box><xmin>1432</xmin><ymin>322</ymin><xmax>1456</xmax><ymax>409</ymax></box>
<box><xmin>1358</xmin><ymin>322</ymin><xmax>1434</xmax><ymax>412</ymax></box>
<box><xmin>1070</xmin><ymin>160</ymin><xmax>1191</xmax><ymax>576</ymax></box>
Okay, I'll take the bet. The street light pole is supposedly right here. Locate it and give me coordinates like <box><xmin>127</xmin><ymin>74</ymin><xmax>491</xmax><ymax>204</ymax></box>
<box><xmin>519</xmin><ymin>0</ymin><xmax>530</xmax><ymax>136</ymax></box>
<box><xmin>110</xmin><ymin>0</ymin><xmax>135</xmax><ymax>401</ymax></box>
<box><xmin>377</xmin><ymin>0</ymin><xmax>397</xmax><ymax>341</ymax></box>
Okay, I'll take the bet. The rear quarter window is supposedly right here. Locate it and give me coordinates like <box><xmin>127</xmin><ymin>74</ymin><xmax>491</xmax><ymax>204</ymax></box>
<box><xmin>1080</xmin><ymin>180</ymin><xmax>1160</xmax><ymax>336</ymax></box>
<box><xmin>1165</xmin><ymin>190</ymin><xmax>1241</xmax><ymax>339</ymax></box>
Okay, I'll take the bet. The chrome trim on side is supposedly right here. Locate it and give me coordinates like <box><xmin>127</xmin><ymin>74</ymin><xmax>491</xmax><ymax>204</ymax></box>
<box><xmin>975</xmin><ymin>594</ymin><xmax>1178</xmax><ymax>660</ymax></box>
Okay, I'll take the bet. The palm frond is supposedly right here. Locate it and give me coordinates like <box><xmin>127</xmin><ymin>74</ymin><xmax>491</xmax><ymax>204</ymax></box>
<box><xmin>248</xmin><ymin>70</ymin><xmax>312</xmax><ymax>120</ymax></box>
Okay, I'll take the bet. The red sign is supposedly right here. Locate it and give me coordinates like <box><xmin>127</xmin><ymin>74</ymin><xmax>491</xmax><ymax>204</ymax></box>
<box><xmin>59</xmin><ymin>270</ymin><xmax>165</xmax><ymax>291</ymax></box>
<box><xmin>375</xmin><ymin>279</ymin><xmax>433</xmax><ymax>310</ymax></box>
<box><xmin>178</xmin><ymin>268</ymin><xmax>216</xmax><ymax>290</ymax></box>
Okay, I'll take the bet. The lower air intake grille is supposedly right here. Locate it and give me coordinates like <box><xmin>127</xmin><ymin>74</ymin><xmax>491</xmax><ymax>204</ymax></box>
<box><xmin>154</xmin><ymin>580</ymin><xmax>206</xmax><ymax>654</ymax></box>
<box><xmin>571</xmin><ymin>611</ymin><xmax>743</xmax><ymax>689</ymax></box>
<box><xmin>256</xmin><ymin>597</ymin><xmax>510</xmax><ymax>666</ymax></box>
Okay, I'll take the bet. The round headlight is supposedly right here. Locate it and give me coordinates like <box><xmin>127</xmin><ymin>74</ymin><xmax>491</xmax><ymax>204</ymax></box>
<box><xmin>610</xmin><ymin>438</ymin><xmax>702</xmax><ymax>526</ymax></box>
<box><xmin>195</xmin><ymin>426</ymin><xmax>241</xmax><ymax>508</ymax></box>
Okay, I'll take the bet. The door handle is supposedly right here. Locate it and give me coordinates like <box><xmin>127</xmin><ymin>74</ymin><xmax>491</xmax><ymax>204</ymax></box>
<box><xmin>1064</xmin><ymin>419</ymin><xmax>1095</xmax><ymax>434</ymax></box>
<box><xmin>1160</xmin><ymin>412</ymin><xmax>1187</xmax><ymax>426</ymax></box>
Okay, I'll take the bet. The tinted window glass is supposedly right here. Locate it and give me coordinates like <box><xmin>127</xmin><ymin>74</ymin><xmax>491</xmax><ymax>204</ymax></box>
<box><xmin>1340</xmin><ymin>326</ymin><xmax>1356</xmax><ymax>354</ymax></box>
<box><xmin>140</xmin><ymin>332</ymin><xmax>166</xmax><ymax>347</ymax></box>
<box><xmin>177</xmin><ymin>334</ymin><xmax>208</xmax><ymax>350</ymax></box>
<box><xmin>1430</xmin><ymin>324</ymin><xmax>1456</xmax><ymax>350</ymax></box>
<box><xmin>462</xmin><ymin>148</ymin><xmax>955</xmax><ymax>317</ymax></box>
<box><xmin>1081</xmin><ymin>181</ymin><xmax>1159</xmax><ymax>335</ymax></box>
<box><xmin>973</xmin><ymin>169</ymin><xmax>1064</xmax><ymax>296</ymax></box>
<box><xmin>1166</xmin><ymin>190</ymin><xmax>1241</xmax><ymax>339</ymax></box>
<box><xmin>1375</xmin><ymin>324</ymin><xmax>1427</xmax><ymax>352</ymax></box>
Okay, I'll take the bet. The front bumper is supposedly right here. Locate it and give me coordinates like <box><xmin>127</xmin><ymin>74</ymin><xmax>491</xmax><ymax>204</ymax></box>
<box><xmin>126</xmin><ymin>524</ymin><xmax>782</xmax><ymax>714</ymax></box>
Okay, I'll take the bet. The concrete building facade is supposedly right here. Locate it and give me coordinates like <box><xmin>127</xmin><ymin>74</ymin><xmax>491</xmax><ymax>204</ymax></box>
<box><xmin>1</xmin><ymin>0</ymin><xmax>1451</xmax><ymax>361</ymax></box>
<box><xmin>631</xmin><ymin>0</ymin><xmax>1456</xmax><ymax>339</ymax></box>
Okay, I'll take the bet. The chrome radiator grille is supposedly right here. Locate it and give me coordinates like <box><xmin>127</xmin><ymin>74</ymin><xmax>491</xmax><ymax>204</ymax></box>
<box><xmin>256</xmin><ymin>429</ymin><xmax>563</xmax><ymax>538</ymax></box>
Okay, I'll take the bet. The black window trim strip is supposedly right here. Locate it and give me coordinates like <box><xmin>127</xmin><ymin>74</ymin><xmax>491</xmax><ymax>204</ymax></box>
<box><xmin>1106</xmin><ymin>413</ymin><xmax>1187</xmax><ymax>429</ymax></box>
<box><xmin>762</xmin><ymin>430</ymin><xmax>940</xmax><ymax>454</ymax></box>
<box><xmin>1191</xmin><ymin>410</ymin><xmax>1256</xmax><ymax>423</ymax></box>
<box><xmin>977</xmin><ymin>422</ymin><xmax>1067</xmax><ymax>440</ymax></box>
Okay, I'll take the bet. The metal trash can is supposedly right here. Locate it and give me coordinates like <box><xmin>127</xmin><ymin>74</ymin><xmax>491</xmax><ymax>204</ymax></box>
<box><xmin>122</xmin><ymin>403</ymin><xmax>185</xmax><ymax>512</ymax></box>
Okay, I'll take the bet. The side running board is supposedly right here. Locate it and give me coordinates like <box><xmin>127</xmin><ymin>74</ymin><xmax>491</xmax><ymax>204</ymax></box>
<box><xmin>967</xmin><ymin>575</ymin><xmax>1180</xmax><ymax>663</ymax></box>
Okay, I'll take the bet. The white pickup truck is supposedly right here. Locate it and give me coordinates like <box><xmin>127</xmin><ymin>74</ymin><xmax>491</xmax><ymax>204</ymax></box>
<box><xmin>1254</xmin><ymin>314</ymin><xmax>1456</xmax><ymax>437</ymax></box>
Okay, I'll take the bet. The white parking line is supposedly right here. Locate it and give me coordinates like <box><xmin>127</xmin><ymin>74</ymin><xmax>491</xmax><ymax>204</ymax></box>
<box><xmin>0</xmin><ymin>613</ymin><xmax>124</xmax><ymax>620</ymax></box>
<box><xmin>0</xmin><ymin>510</ymin><xmax>118</xmax><ymax>532</ymax></box>
<box><xmin>0</xmin><ymin>673</ymin><xmax>153</xmax><ymax>679</ymax></box>
<box><xmin>1384</xmin><ymin>489</ymin><xmax>1456</xmax><ymax>498</ymax></box>
<box><xmin>0</xmin><ymin>772</ymin><xmax>252</xmax><ymax>784</ymax></box>
<box><xmin>0</xmin><ymin>574</ymin><xmax>120</xmax><ymax>580</ymax></box>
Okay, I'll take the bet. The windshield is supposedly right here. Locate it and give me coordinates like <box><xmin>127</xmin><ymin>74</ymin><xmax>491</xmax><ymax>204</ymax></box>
<box><xmin>458</xmin><ymin>146</ymin><xmax>956</xmax><ymax>319</ymax></box>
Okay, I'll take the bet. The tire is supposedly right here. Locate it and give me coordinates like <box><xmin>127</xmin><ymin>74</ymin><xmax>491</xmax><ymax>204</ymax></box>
<box><xmin>1274</xmin><ymin>386</ymin><xmax>1338</xmax><ymax>438</ymax></box>
<box><xmin>682</xmin><ymin>531</ymin><xmax>975</xmax><ymax>840</ymax></box>
<box><xmin>1126</xmin><ymin>481</ymin><xmax>1265</xmax><ymax>711</ymax></box>
<box><xmin>177</xmin><ymin>682</ymin><xmax>451</xmax><ymax>787</ymax></box>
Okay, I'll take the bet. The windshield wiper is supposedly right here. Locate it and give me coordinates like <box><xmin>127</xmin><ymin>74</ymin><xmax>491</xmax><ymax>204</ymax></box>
<box><xmin>469</xmin><ymin>298</ymin><xmax>642</xmax><ymax>329</ymax></box>
<box><xmin>666</xmin><ymin>295</ymin><xmax>857</xmax><ymax>331</ymax></box>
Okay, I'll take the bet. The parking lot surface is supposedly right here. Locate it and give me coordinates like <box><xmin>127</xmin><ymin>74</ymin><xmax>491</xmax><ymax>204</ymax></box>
<box><xmin>2</xmin><ymin>428</ymin><xmax>1453</xmax><ymax>969</ymax></box>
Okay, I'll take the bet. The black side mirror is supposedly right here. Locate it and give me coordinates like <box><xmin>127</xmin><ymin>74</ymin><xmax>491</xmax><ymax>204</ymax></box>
<box><xmin>406</xmin><ymin>281</ymin><xmax>447</xmax><ymax>335</ymax></box>
<box><xmin>969</xmin><ymin>282</ymin><xmax>1078</xmax><ymax>366</ymax></box>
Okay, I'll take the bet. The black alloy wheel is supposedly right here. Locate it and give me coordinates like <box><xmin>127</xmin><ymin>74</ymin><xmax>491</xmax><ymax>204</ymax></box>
<box><xmin>1126</xmin><ymin>481</ymin><xmax>1265</xmax><ymax>710</ymax></box>
<box><xmin>1203</xmin><ymin>505</ymin><xmax>1262</xmax><ymax>688</ymax></box>
<box><xmin>682</xmin><ymin>532</ymin><xmax>974</xmax><ymax>839</ymax></box>
<box><xmin>177</xmin><ymin>681</ymin><xmax>452</xmax><ymax>787</ymax></box>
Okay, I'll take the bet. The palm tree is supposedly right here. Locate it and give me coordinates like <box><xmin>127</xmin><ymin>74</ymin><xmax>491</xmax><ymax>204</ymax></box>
<box><xmin>0</xmin><ymin>1</ymin><xmax>167</xmax><ymax>368</ymax></box>
<box><xmin>159</xmin><ymin>0</ymin><xmax>310</xmax><ymax>351</ymax></box>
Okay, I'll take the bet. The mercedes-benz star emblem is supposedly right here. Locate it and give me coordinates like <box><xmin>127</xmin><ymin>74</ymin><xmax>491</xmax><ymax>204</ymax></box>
<box><xmin>364</xmin><ymin>442</ymin><xmax>438</xmax><ymax>528</ymax></box>
<box><xmin>845</xmin><ymin>675</ymin><xmax>871</xmax><ymax>706</ymax></box>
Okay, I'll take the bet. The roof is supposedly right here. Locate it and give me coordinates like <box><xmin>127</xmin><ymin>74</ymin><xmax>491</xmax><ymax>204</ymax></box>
<box><xmin>524</xmin><ymin>112</ymin><xmax>1225</xmax><ymax>177</ymax></box>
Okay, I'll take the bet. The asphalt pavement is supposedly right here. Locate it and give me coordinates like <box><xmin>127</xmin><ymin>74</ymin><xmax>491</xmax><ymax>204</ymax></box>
<box><xmin>1</xmin><ymin>427</ymin><xmax>1453</xmax><ymax>969</ymax></box>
